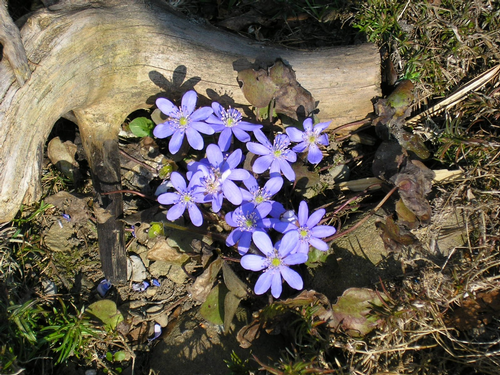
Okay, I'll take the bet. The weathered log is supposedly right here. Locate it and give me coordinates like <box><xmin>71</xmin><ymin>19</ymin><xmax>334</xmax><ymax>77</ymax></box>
<box><xmin>0</xmin><ymin>0</ymin><xmax>380</xmax><ymax>282</ymax></box>
<box><xmin>0</xmin><ymin>0</ymin><xmax>31</xmax><ymax>86</ymax></box>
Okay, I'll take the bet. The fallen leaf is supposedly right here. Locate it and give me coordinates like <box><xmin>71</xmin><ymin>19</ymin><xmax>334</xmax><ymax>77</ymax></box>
<box><xmin>373</xmin><ymin>80</ymin><xmax>414</xmax><ymax>141</ymax></box>
<box><xmin>372</xmin><ymin>140</ymin><xmax>405</xmax><ymax>180</ymax></box>
<box><xmin>395</xmin><ymin>198</ymin><xmax>418</xmax><ymax>229</ymax></box>
<box><xmin>396</xmin><ymin>130</ymin><xmax>430</xmax><ymax>160</ymax></box>
<box><xmin>199</xmin><ymin>283</ymin><xmax>226</xmax><ymax>325</ymax></box>
<box><xmin>86</xmin><ymin>300</ymin><xmax>124</xmax><ymax>331</ymax></box>
<box><xmin>223</xmin><ymin>291</ymin><xmax>242</xmax><ymax>334</ymax></box>
<box><xmin>330</xmin><ymin>288</ymin><xmax>387</xmax><ymax>337</ymax></box>
<box><xmin>376</xmin><ymin>216</ymin><xmax>417</xmax><ymax>252</ymax></box>
<box><xmin>446</xmin><ymin>290</ymin><xmax>500</xmax><ymax>331</ymax></box>
<box><xmin>392</xmin><ymin>160</ymin><xmax>435</xmax><ymax>223</ymax></box>
<box><xmin>222</xmin><ymin>261</ymin><xmax>248</xmax><ymax>299</ymax></box>
<box><xmin>217</xmin><ymin>9</ymin><xmax>268</xmax><ymax>32</ymax></box>
<box><xmin>187</xmin><ymin>257</ymin><xmax>223</xmax><ymax>302</ymax></box>
<box><xmin>385</xmin><ymin>80</ymin><xmax>414</xmax><ymax>117</ymax></box>
<box><xmin>147</xmin><ymin>239</ymin><xmax>190</xmax><ymax>265</ymax></box>
<box><xmin>237</xmin><ymin>60</ymin><xmax>315</xmax><ymax>120</ymax></box>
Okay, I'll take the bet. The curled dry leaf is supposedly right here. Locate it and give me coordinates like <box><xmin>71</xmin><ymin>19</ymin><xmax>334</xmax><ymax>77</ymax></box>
<box><xmin>446</xmin><ymin>290</ymin><xmax>500</xmax><ymax>331</ymax></box>
<box><xmin>187</xmin><ymin>256</ymin><xmax>223</xmax><ymax>303</ymax></box>
<box><xmin>376</xmin><ymin>215</ymin><xmax>417</xmax><ymax>252</ymax></box>
<box><xmin>190</xmin><ymin>239</ymin><xmax>216</xmax><ymax>268</ymax></box>
<box><xmin>392</xmin><ymin>160</ymin><xmax>435</xmax><ymax>223</ymax></box>
<box><xmin>147</xmin><ymin>239</ymin><xmax>190</xmax><ymax>265</ymax></box>
<box><xmin>395</xmin><ymin>130</ymin><xmax>431</xmax><ymax>160</ymax></box>
<box><xmin>237</xmin><ymin>60</ymin><xmax>315</xmax><ymax>119</ymax></box>
<box><xmin>395</xmin><ymin>198</ymin><xmax>418</xmax><ymax>229</ymax></box>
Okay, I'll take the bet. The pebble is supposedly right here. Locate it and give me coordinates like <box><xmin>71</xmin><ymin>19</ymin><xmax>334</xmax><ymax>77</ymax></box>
<box><xmin>127</xmin><ymin>255</ymin><xmax>147</xmax><ymax>282</ymax></box>
<box><xmin>146</xmin><ymin>287</ymin><xmax>158</xmax><ymax>297</ymax></box>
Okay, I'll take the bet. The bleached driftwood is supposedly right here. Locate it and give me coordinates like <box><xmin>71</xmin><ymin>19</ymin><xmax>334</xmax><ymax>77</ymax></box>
<box><xmin>0</xmin><ymin>0</ymin><xmax>380</xmax><ymax>281</ymax></box>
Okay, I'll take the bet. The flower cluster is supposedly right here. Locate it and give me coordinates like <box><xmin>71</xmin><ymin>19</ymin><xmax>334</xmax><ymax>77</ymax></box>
<box><xmin>154</xmin><ymin>90</ymin><xmax>335</xmax><ymax>298</ymax></box>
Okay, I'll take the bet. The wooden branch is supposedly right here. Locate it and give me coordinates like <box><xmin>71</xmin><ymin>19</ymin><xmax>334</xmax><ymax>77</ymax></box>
<box><xmin>74</xmin><ymin>106</ymin><xmax>127</xmax><ymax>282</ymax></box>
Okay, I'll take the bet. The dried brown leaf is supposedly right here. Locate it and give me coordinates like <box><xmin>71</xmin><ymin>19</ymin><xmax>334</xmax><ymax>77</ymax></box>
<box><xmin>237</xmin><ymin>60</ymin><xmax>315</xmax><ymax>119</ymax></box>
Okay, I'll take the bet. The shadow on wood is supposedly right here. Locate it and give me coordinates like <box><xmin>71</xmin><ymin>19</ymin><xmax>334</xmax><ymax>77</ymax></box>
<box><xmin>0</xmin><ymin>0</ymin><xmax>380</xmax><ymax>282</ymax></box>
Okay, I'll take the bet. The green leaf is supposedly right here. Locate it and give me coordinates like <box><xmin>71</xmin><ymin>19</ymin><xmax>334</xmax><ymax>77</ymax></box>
<box><xmin>128</xmin><ymin>117</ymin><xmax>154</xmax><ymax>138</ymax></box>
<box><xmin>86</xmin><ymin>300</ymin><xmax>124</xmax><ymax>331</ymax></box>
<box><xmin>148</xmin><ymin>222</ymin><xmax>165</xmax><ymax>239</ymax></box>
<box><xmin>106</xmin><ymin>351</ymin><xmax>113</xmax><ymax>362</ymax></box>
<box><xmin>222</xmin><ymin>261</ymin><xmax>248</xmax><ymax>299</ymax></box>
<box><xmin>306</xmin><ymin>248</ymin><xmax>329</xmax><ymax>267</ymax></box>
<box><xmin>199</xmin><ymin>284</ymin><xmax>226</xmax><ymax>325</ymax></box>
<box><xmin>330</xmin><ymin>288</ymin><xmax>387</xmax><ymax>337</ymax></box>
<box><xmin>223</xmin><ymin>291</ymin><xmax>242</xmax><ymax>334</ymax></box>
<box><xmin>158</xmin><ymin>163</ymin><xmax>174</xmax><ymax>179</ymax></box>
<box><xmin>113</xmin><ymin>351</ymin><xmax>127</xmax><ymax>362</ymax></box>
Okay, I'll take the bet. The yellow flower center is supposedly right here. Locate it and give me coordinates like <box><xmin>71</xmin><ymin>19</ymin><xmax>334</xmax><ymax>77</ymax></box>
<box><xmin>179</xmin><ymin>117</ymin><xmax>188</xmax><ymax>127</ymax></box>
<box><xmin>271</xmin><ymin>257</ymin><xmax>281</xmax><ymax>267</ymax></box>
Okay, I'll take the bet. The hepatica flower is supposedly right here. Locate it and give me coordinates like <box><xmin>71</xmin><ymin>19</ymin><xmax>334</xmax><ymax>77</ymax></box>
<box><xmin>241</xmin><ymin>175</ymin><xmax>285</xmax><ymax>218</ymax></box>
<box><xmin>286</xmin><ymin>201</ymin><xmax>337</xmax><ymax>254</ymax></box>
<box><xmin>241</xmin><ymin>231</ymin><xmax>307</xmax><ymax>299</ymax></box>
<box><xmin>157</xmin><ymin>171</ymin><xmax>205</xmax><ymax>227</ymax></box>
<box><xmin>189</xmin><ymin>144</ymin><xmax>250</xmax><ymax>212</ymax></box>
<box><xmin>247</xmin><ymin>129</ymin><xmax>297</xmax><ymax>181</ymax></box>
<box><xmin>207</xmin><ymin>102</ymin><xmax>263</xmax><ymax>152</ymax></box>
<box><xmin>153</xmin><ymin>90</ymin><xmax>214</xmax><ymax>154</ymax></box>
<box><xmin>225</xmin><ymin>202</ymin><xmax>272</xmax><ymax>254</ymax></box>
<box><xmin>286</xmin><ymin>118</ymin><xmax>330</xmax><ymax>164</ymax></box>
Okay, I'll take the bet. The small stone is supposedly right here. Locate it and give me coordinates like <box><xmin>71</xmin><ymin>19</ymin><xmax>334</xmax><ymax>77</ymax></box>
<box><xmin>146</xmin><ymin>287</ymin><xmax>158</xmax><ymax>297</ymax></box>
<box><xmin>155</xmin><ymin>312</ymin><xmax>169</xmax><ymax>327</ymax></box>
<box><xmin>127</xmin><ymin>255</ymin><xmax>147</xmax><ymax>282</ymax></box>
<box><xmin>329</xmin><ymin>164</ymin><xmax>350</xmax><ymax>183</ymax></box>
<box><xmin>44</xmin><ymin>221</ymin><xmax>76</xmax><ymax>252</ymax></box>
<box><xmin>146</xmin><ymin>304</ymin><xmax>164</xmax><ymax>314</ymax></box>
<box><xmin>128</xmin><ymin>300</ymin><xmax>148</xmax><ymax>309</ymax></box>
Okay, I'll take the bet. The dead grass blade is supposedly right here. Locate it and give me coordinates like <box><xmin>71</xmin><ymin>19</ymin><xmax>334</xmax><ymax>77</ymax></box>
<box><xmin>407</xmin><ymin>64</ymin><xmax>500</xmax><ymax>125</ymax></box>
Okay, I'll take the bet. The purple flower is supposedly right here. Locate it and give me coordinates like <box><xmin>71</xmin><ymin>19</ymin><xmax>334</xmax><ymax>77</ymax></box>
<box><xmin>188</xmin><ymin>144</ymin><xmax>250</xmax><ymax>212</ymax></box>
<box><xmin>225</xmin><ymin>202</ymin><xmax>273</xmax><ymax>254</ymax></box>
<box><xmin>153</xmin><ymin>90</ymin><xmax>214</xmax><ymax>154</ymax></box>
<box><xmin>240</xmin><ymin>231</ymin><xmax>307</xmax><ymax>298</ymax></box>
<box><xmin>285</xmin><ymin>201</ymin><xmax>336</xmax><ymax>254</ymax></box>
<box><xmin>286</xmin><ymin>118</ymin><xmax>330</xmax><ymax>164</ymax></box>
<box><xmin>241</xmin><ymin>175</ymin><xmax>285</xmax><ymax>219</ymax></box>
<box><xmin>247</xmin><ymin>130</ymin><xmax>297</xmax><ymax>181</ymax></box>
<box><xmin>207</xmin><ymin>103</ymin><xmax>263</xmax><ymax>151</ymax></box>
<box><xmin>157</xmin><ymin>171</ymin><xmax>205</xmax><ymax>227</ymax></box>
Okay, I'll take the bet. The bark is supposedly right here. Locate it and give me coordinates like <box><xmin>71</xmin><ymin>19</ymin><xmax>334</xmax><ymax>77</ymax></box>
<box><xmin>0</xmin><ymin>0</ymin><xmax>31</xmax><ymax>86</ymax></box>
<box><xmin>0</xmin><ymin>0</ymin><xmax>380</xmax><ymax>281</ymax></box>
